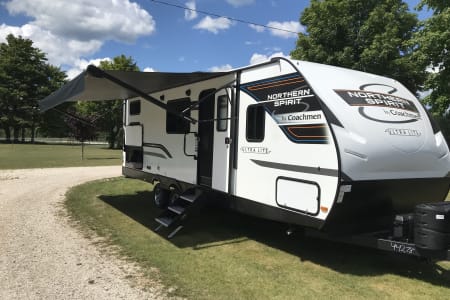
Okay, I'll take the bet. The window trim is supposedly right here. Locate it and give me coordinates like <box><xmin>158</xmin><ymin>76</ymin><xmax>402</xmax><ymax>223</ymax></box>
<box><xmin>216</xmin><ymin>95</ymin><xmax>228</xmax><ymax>132</ymax></box>
<box><xmin>129</xmin><ymin>100</ymin><xmax>141</xmax><ymax>116</ymax></box>
<box><xmin>246</xmin><ymin>104</ymin><xmax>265</xmax><ymax>142</ymax></box>
<box><xmin>166</xmin><ymin>97</ymin><xmax>191</xmax><ymax>134</ymax></box>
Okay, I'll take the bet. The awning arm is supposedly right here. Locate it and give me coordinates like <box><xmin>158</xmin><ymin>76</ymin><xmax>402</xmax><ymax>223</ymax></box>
<box><xmin>52</xmin><ymin>107</ymin><xmax>96</xmax><ymax>127</ymax></box>
<box><xmin>86</xmin><ymin>65</ymin><xmax>198</xmax><ymax>124</ymax></box>
<box><xmin>181</xmin><ymin>80</ymin><xmax>236</xmax><ymax>115</ymax></box>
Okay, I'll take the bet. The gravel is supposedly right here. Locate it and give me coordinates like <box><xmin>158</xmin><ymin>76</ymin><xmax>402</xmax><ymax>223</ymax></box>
<box><xmin>0</xmin><ymin>166</ymin><xmax>168</xmax><ymax>300</ymax></box>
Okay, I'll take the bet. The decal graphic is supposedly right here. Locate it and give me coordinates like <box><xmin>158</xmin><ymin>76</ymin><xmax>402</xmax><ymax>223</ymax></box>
<box><xmin>286</xmin><ymin>124</ymin><xmax>328</xmax><ymax>143</ymax></box>
<box><xmin>241</xmin><ymin>73</ymin><xmax>329</xmax><ymax>144</ymax></box>
<box><xmin>334</xmin><ymin>87</ymin><xmax>421</xmax><ymax>124</ymax></box>
<box><xmin>240</xmin><ymin>147</ymin><xmax>271</xmax><ymax>154</ymax></box>
<box><xmin>385</xmin><ymin>128</ymin><xmax>421</xmax><ymax>137</ymax></box>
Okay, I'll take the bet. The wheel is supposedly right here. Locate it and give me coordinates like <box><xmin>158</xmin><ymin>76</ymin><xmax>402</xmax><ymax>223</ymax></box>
<box><xmin>153</xmin><ymin>183</ymin><xmax>169</xmax><ymax>208</ymax></box>
<box><xmin>169</xmin><ymin>189</ymin><xmax>180</xmax><ymax>206</ymax></box>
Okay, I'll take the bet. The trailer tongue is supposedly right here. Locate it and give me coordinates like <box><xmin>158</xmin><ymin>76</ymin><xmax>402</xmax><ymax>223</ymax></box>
<box><xmin>306</xmin><ymin>201</ymin><xmax>450</xmax><ymax>260</ymax></box>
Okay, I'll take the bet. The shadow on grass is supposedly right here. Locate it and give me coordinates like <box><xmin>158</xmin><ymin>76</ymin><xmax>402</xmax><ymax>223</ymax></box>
<box><xmin>99</xmin><ymin>191</ymin><xmax>450</xmax><ymax>288</ymax></box>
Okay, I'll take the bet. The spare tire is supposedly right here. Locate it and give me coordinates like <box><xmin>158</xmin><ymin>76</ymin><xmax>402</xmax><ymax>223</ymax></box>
<box><xmin>415</xmin><ymin>202</ymin><xmax>450</xmax><ymax>233</ymax></box>
<box><xmin>415</xmin><ymin>227</ymin><xmax>450</xmax><ymax>251</ymax></box>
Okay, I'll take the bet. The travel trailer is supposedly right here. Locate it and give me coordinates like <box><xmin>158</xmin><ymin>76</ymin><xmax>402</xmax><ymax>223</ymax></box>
<box><xmin>40</xmin><ymin>57</ymin><xmax>450</xmax><ymax>259</ymax></box>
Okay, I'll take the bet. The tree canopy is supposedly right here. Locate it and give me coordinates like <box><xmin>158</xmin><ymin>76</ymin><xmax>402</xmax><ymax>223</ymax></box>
<box><xmin>0</xmin><ymin>34</ymin><xmax>66</xmax><ymax>142</ymax></box>
<box><xmin>291</xmin><ymin>0</ymin><xmax>423</xmax><ymax>93</ymax></box>
<box><xmin>77</xmin><ymin>55</ymin><xmax>139</xmax><ymax>148</ymax></box>
<box><xmin>411</xmin><ymin>0</ymin><xmax>450</xmax><ymax>115</ymax></box>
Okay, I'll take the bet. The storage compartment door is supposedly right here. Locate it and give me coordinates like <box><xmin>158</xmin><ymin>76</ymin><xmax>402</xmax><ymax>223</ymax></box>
<box><xmin>124</xmin><ymin>124</ymin><xmax>142</xmax><ymax>146</ymax></box>
<box><xmin>276</xmin><ymin>178</ymin><xmax>320</xmax><ymax>215</ymax></box>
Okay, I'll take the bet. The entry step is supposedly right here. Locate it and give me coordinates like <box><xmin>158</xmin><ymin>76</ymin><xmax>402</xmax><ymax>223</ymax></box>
<box><xmin>168</xmin><ymin>205</ymin><xmax>186</xmax><ymax>215</ymax></box>
<box><xmin>155</xmin><ymin>212</ymin><xmax>178</xmax><ymax>227</ymax></box>
<box><xmin>179</xmin><ymin>189</ymin><xmax>203</xmax><ymax>203</ymax></box>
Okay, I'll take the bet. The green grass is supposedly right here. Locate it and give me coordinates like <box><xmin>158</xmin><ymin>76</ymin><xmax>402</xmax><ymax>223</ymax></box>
<box><xmin>0</xmin><ymin>143</ymin><xmax>121</xmax><ymax>169</ymax></box>
<box><xmin>66</xmin><ymin>177</ymin><xmax>450</xmax><ymax>299</ymax></box>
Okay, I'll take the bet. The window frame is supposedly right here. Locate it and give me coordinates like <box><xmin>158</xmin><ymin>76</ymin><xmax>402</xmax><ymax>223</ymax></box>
<box><xmin>246</xmin><ymin>104</ymin><xmax>265</xmax><ymax>142</ymax></box>
<box><xmin>129</xmin><ymin>100</ymin><xmax>141</xmax><ymax>116</ymax></box>
<box><xmin>216</xmin><ymin>95</ymin><xmax>228</xmax><ymax>132</ymax></box>
<box><xmin>166</xmin><ymin>98</ymin><xmax>191</xmax><ymax>134</ymax></box>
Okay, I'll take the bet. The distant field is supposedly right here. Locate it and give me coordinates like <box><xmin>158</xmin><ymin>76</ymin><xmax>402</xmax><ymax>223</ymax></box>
<box><xmin>66</xmin><ymin>177</ymin><xmax>450</xmax><ymax>299</ymax></box>
<box><xmin>0</xmin><ymin>143</ymin><xmax>121</xmax><ymax>169</ymax></box>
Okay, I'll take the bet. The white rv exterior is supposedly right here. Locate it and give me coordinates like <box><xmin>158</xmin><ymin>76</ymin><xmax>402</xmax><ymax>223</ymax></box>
<box><xmin>40</xmin><ymin>57</ymin><xmax>450</xmax><ymax>236</ymax></box>
<box><xmin>118</xmin><ymin>58</ymin><xmax>450</xmax><ymax>232</ymax></box>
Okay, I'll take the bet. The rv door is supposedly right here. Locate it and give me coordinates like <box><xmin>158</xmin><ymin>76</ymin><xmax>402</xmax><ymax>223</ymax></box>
<box><xmin>212</xmin><ymin>91</ymin><xmax>232</xmax><ymax>192</ymax></box>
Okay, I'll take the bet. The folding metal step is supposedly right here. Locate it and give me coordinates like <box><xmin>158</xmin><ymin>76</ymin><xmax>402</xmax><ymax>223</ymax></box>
<box><xmin>168</xmin><ymin>205</ymin><xmax>186</xmax><ymax>215</ymax></box>
<box><xmin>155</xmin><ymin>210</ymin><xmax>179</xmax><ymax>228</ymax></box>
<box><xmin>168</xmin><ymin>225</ymin><xmax>184</xmax><ymax>239</ymax></box>
<box><xmin>179</xmin><ymin>189</ymin><xmax>203</xmax><ymax>203</ymax></box>
<box><xmin>154</xmin><ymin>188</ymin><xmax>205</xmax><ymax>238</ymax></box>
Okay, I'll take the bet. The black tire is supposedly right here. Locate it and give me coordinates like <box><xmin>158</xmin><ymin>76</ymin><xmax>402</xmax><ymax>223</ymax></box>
<box><xmin>415</xmin><ymin>227</ymin><xmax>450</xmax><ymax>251</ymax></box>
<box><xmin>415</xmin><ymin>202</ymin><xmax>450</xmax><ymax>233</ymax></box>
<box><xmin>169</xmin><ymin>189</ymin><xmax>180</xmax><ymax>206</ymax></box>
<box><xmin>153</xmin><ymin>184</ymin><xmax>169</xmax><ymax>208</ymax></box>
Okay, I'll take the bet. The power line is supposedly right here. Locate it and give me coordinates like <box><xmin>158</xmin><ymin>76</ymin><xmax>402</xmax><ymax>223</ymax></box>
<box><xmin>149</xmin><ymin>0</ymin><xmax>300</xmax><ymax>34</ymax></box>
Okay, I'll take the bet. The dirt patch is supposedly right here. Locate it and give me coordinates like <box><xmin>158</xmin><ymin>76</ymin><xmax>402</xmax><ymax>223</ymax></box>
<box><xmin>0</xmin><ymin>166</ymin><xmax>168</xmax><ymax>299</ymax></box>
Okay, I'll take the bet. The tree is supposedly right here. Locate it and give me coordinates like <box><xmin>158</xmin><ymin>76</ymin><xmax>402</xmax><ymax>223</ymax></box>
<box><xmin>77</xmin><ymin>55</ymin><xmax>139</xmax><ymax>148</ymax></box>
<box><xmin>411</xmin><ymin>1</ymin><xmax>450</xmax><ymax>115</ymax></box>
<box><xmin>0</xmin><ymin>34</ymin><xmax>66</xmax><ymax>142</ymax></box>
<box><xmin>291</xmin><ymin>0</ymin><xmax>423</xmax><ymax>93</ymax></box>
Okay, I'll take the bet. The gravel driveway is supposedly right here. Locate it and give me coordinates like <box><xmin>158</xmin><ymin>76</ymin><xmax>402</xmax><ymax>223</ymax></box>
<box><xmin>0</xmin><ymin>166</ymin><xmax>166</xmax><ymax>299</ymax></box>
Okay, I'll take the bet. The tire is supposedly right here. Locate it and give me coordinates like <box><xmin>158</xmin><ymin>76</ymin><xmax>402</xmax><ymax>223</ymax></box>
<box><xmin>415</xmin><ymin>227</ymin><xmax>450</xmax><ymax>250</ymax></box>
<box><xmin>415</xmin><ymin>202</ymin><xmax>450</xmax><ymax>233</ymax></box>
<box><xmin>153</xmin><ymin>184</ymin><xmax>169</xmax><ymax>208</ymax></box>
<box><xmin>169</xmin><ymin>189</ymin><xmax>180</xmax><ymax>206</ymax></box>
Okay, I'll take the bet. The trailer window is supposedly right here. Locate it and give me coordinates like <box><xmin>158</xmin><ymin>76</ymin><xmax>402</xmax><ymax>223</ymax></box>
<box><xmin>216</xmin><ymin>95</ymin><xmax>228</xmax><ymax>132</ymax></box>
<box><xmin>166</xmin><ymin>98</ymin><xmax>191</xmax><ymax>134</ymax></box>
<box><xmin>246</xmin><ymin>104</ymin><xmax>265</xmax><ymax>142</ymax></box>
<box><xmin>129</xmin><ymin>100</ymin><xmax>141</xmax><ymax>115</ymax></box>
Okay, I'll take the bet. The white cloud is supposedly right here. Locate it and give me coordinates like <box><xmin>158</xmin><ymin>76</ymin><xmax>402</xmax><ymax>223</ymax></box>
<box><xmin>249</xmin><ymin>24</ymin><xmax>265</xmax><ymax>33</ymax></box>
<box><xmin>184</xmin><ymin>1</ymin><xmax>198</xmax><ymax>21</ymax></box>
<box><xmin>5</xmin><ymin>0</ymin><xmax>155</xmax><ymax>42</ymax></box>
<box><xmin>426</xmin><ymin>65</ymin><xmax>441</xmax><ymax>73</ymax></box>
<box><xmin>194</xmin><ymin>16</ymin><xmax>233</xmax><ymax>34</ymax></box>
<box><xmin>249</xmin><ymin>52</ymin><xmax>290</xmax><ymax>65</ymax></box>
<box><xmin>1</xmin><ymin>0</ymin><xmax>155</xmax><ymax>69</ymax></box>
<box><xmin>226</xmin><ymin>0</ymin><xmax>254</xmax><ymax>7</ymax></box>
<box><xmin>245</xmin><ymin>40</ymin><xmax>260</xmax><ymax>46</ymax></box>
<box><xmin>66</xmin><ymin>57</ymin><xmax>112</xmax><ymax>79</ymax></box>
<box><xmin>144</xmin><ymin>67</ymin><xmax>156</xmax><ymax>72</ymax></box>
<box><xmin>209</xmin><ymin>64</ymin><xmax>233</xmax><ymax>72</ymax></box>
<box><xmin>267</xmin><ymin>21</ymin><xmax>303</xmax><ymax>39</ymax></box>
<box><xmin>0</xmin><ymin>24</ymin><xmax>103</xmax><ymax>66</ymax></box>
<box><xmin>417</xmin><ymin>89</ymin><xmax>432</xmax><ymax>100</ymax></box>
<box><xmin>265</xmin><ymin>46</ymin><xmax>281</xmax><ymax>52</ymax></box>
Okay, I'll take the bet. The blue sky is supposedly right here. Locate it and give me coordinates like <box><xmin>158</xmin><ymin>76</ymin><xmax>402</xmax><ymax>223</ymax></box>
<box><xmin>0</xmin><ymin>0</ymin><xmax>430</xmax><ymax>79</ymax></box>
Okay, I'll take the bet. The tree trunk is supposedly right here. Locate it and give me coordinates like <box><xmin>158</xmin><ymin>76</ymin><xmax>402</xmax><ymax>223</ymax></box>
<box><xmin>30</xmin><ymin>115</ymin><xmax>36</xmax><ymax>143</ymax></box>
<box><xmin>31</xmin><ymin>122</ymin><xmax>35</xmax><ymax>143</ymax></box>
<box><xmin>3</xmin><ymin>126</ymin><xmax>11</xmax><ymax>143</ymax></box>
<box><xmin>108</xmin><ymin>127</ymin><xmax>118</xmax><ymax>149</ymax></box>
<box><xmin>13</xmin><ymin>126</ymin><xmax>19</xmax><ymax>142</ymax></box>
<box><xmin>21</xmin><ymin>127</ymin><xmax>25</xmax><ymax>142</ymax></box>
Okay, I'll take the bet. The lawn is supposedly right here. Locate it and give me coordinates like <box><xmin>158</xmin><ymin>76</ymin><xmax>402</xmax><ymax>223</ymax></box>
<box><xmin>66</xmin><ymin>177</ymin><xmax>450</xmax><ymax>299</ymax></box>
<box><xmin>0</xmin><ymin>143</ymin><xmax>122</xmax><ymax>169</ymax></box>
